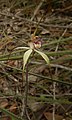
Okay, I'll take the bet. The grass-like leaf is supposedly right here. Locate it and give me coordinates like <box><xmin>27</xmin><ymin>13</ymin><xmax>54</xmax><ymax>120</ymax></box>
<box><xmin>0</xmin><ymin>50</ymin><xmax>72</xmax><ymax>61</ymax></box>
<box><xmin>0</xmin><ymin>108</ymin><xmax>22</xmax><ymax>120</ymax></box>
<box><xmin>23</xmin><ymin>49</ymin><xmax>32</xmax><ymax>70</ymax></box>
<box><xmin>35</xmin><ymin>49</ymin><xmax>50</xmax><ymax>65</ymax></box>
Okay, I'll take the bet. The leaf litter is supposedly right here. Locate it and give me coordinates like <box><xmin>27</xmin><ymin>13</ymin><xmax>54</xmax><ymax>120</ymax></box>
<box><xmin>0</xmin><ymin>0</ymin><xmax>72</xmax><ymax>120</ymax></box>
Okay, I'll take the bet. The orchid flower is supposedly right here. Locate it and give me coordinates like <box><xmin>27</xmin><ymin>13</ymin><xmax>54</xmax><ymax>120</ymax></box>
<box><xmin>16</xmin><ymin>35</ymin><xmax>50</xmax><ymax>70</ymax></box>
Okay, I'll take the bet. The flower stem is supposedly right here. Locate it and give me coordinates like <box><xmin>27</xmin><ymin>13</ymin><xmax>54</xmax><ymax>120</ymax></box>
<box><xmin>22</xmin><ymin>63</ymin><xmax>29</xmax><ymax>120</ymax></box>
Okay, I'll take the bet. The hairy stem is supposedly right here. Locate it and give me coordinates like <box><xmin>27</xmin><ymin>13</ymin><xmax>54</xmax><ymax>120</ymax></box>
<box><xmin>22</xmin><ymin>63</ymin><xmax>29</xmax><ymax>120</ymax></box>
<box><xmin>24</xmin><ymin>63</ymin><xmax>29</xmax><ymax>119</ymax></box>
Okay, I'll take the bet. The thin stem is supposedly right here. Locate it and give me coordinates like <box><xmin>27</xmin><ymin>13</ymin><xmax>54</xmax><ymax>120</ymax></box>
<box><xmin>24</xmin><ymin>63</ymin><xmax>29</xmax><ymax>119</ymax></box>
<box><xmin>22</xmin><ymin>63</ymin><xmax>29</xmax><ymax>120</ymax></box>
<box><xmin>31</xmin><ymin>0</ymin><xmax>45</xmax><ymax>21</ymax></box>
<box><xmin>33</xmin><ymin>14</ymin><xmax>44</xmax><ymax>36</ymax></box>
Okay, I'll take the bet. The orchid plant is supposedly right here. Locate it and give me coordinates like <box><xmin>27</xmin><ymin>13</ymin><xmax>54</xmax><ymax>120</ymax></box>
<box><xmin>16</xmin><ymin>34</ymin><xmax>50</xmax><ymax>118</ymax></box>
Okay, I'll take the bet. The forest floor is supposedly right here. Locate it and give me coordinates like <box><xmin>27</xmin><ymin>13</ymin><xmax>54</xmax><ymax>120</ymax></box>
<box><xmin>0</xmin><ymin>0</ymin><xmax>72</xmax><ymax>120</ymax></box>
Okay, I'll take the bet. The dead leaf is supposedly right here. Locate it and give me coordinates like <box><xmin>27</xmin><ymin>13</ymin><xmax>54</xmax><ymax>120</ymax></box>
<box><xmin>28</xmin><ymin>100</ymin><xmax>44</xmax><ymax>112</ymax></box>
<box><xmin>41</xmin><ymin>29</ymin><xmax>50</xmax><ymax>35</ymax></box>
<box><xmin>44</xmin><ymin>112</ymin><xmax>63</xmax><ymax>120</ymax></box>
<box><xmin>9</xmin><ymin>103</ymin><xmax>17</xmax><ymax>113</ymax></box>
<box><xmin>0</xmin><ymin>100</ymin><xmax>8</xmax><ymax>108</ymax></box>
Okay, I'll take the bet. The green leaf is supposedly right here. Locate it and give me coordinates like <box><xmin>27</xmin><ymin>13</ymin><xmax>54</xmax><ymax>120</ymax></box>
<box><xmin>35</xmin><ymin>49</ymin><xmax>49</xmax><ymax>64</ymax></box>
<box><xmin>23</xmin><ymin>49</ymin><xmax>32</xmax><ymax>70</ymax></box>
<box><xmin>12</xmin><ymin>117</ymin><xmax>16</xmax><ymax>120</ymax></box>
